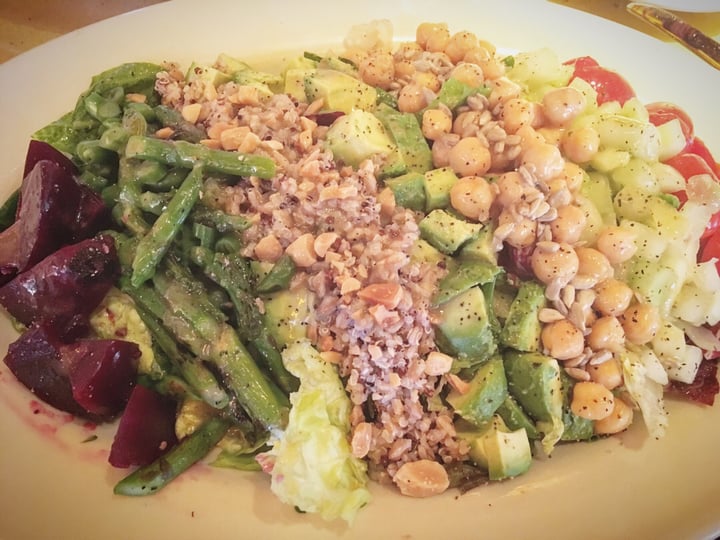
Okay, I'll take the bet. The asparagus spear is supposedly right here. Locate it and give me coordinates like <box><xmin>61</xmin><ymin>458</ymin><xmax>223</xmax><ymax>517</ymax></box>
<box><xmin>113</xmin><ymin>415</ymin><xmax>230</xmax><ymax>496</ymax></box>
<box><xmin>125</xmin><ymin>135</ymin><xmax>276</xmax><ymax>179</ymax></box>
<box><xmin>130</xmin><ymin>163</ymin><xmax>202</xmax><ymax>286</ymax></box>
<box><xmin>154</xmin><ymin>256</ymin><xmax>289</xmax><ymax>429</ymax></box>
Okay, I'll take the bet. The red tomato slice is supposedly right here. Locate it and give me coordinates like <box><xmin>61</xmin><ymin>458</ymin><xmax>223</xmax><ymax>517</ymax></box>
<box><xmin>686</xmin><ymin>137</ymin><xmax>720</xmax><ymax>177</ymax></box>
<box><xmin>564</xmin><ymin>56</ymin><xmax>636</xmax><ymax>105</ymax></box>
<box><xmin>646</xmin><ymin>102</ymin><xmax>694</xmax><ymax>148</ymax></box>
<box><xmin>665</xmin><ymin>152</ymin><xmax>720</xmax><ymax>238</ymax></box>
<box><xmin>700</xmin><ymin>229</ymin><xmax>720</xmax><ymax>275</ymax></box>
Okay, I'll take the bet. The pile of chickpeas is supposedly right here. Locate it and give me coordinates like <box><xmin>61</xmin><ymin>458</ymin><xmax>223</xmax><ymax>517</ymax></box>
<box><xmin>346</xmin><ymin>22</ymin><xmax>667</xmax><ymax>437</ymax></box>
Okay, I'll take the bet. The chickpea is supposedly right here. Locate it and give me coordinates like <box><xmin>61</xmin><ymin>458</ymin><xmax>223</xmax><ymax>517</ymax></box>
<box><xmin>413</xmin><ymin>70</ymin><xmax>441</xmax><ymax>92</ymax></box>
<box><xmin>562</xmin><ymin>126</ymin><xmax>600</xmax><ymax>164</ymax></box>
<box><xmin>541</xmin><ymin>318</ymin><xmax>585</xmax><ymax>360</ymax></box>
<box><xmin>359</xmin><ymin>50</ymin><xmax>395</xmax><ymax>90</ymax></box>
<box><xmin>431</xmin><ymin>133</ymin><xmax>459</xmax><ymax>168</ymax></box>
<box><xmin>498</xmin><ymin>208</ymin><xmax>537</xmax><ymax>248</ymax></box>
<box><xmin>501</xmin><ymin>98</ymin><xmax>536</xmax><ymax>134</ymax></box>
<box><xmin>587</xmin><ymin>357</ymin><xmax>623</xmax><ymax>390</ymax></box>
<box><xmin>452</xmin><ymin>110</ymin><xmax>482</xmax><ymax>137</ymax></box>
<box><xmin>448</xmin><ymin>136</ymin><xmax>492</xmax><ymax>177</ymax></box>
<box><xmin>621</xmin><ymin>302</ymin><xmax>660</xmax><ymax>345</ymax></box>
<box><xmin>550</xmin><ymin>204</ymin><xmax>586</xmax><ymax>244</ymax></box>
<box><xmin>450</xmin><ymin>176</ymin><xmax>496</xmax><ymax>222</ymax></box>
<box><xmin>595</xmin><ymin>226</ymin><xmax>637</xmax><ymax>265</ymax></box>
<box><xmin>495</xmin><ymin>171</ymin><xmax>530</xmax><ymax>207</ymax></box>
<box><xmin>398</xmin><ymin>83</ymin><xmax>426</xmax><ymax>113</ymax></box>
<box><xmin>531</xmin><ymin>242</ymin><xmax>579</xmax><ymax>286</ymax></box>
<box><xmin>444</xmin><ymin>31</ymin><xmax>479</xmax><ymax>63</ymax></box>
<box><xmin>520</xmin><ymin>142</ymin><xmax>565</xmax><ymax>182</ymax></box>
<box><xmin>463</xmin><ymin>46</ymin><xmax>504</xmax><ymax>80</ymax></box>
<box><xmin>542</xmin><ymin>86</ymin><xmax>586</xmax><ymax>127</ymax></box>
<box><xmin>416</xmin><ymin>22</ymin><xmax>450</xmax><ymax>52</ymax></box>
<box><xmin>574</xmin><ymin>247</ymin><xmax>614</xmax><ymax>289</ymax></box>
<box><xmin>422</xmin><ymin>108</ymin><xmax>452</xmax><ymax>140</ymax></box>
<box><xmin>587</xmin><ymin>316</ymin><xmax>625</xmax><ymax>353</ymax></box>
<box><xmin>570</xmin><ymin>381</ymin><xmax>615</xmax><ymax>421</ymax></box>
<box><xmin>394</xmin><ymin>59</ymin><xmax>415</xmax><ymax>79</ymax></box>
<box><xmin>594</xmin><ymin>397</ymin><xmax>634</xmax><ymax>435</ymax></box>
<box><xmin>516</xmin><ymin>125</ymin><xmax>545</xmax><ymax>152</ymax></box>
<box><xmin>537</xmin><ymin>127</ymin><xmax>562</xmax><ymax>147</ymax></box>
<box><xmin>593</xmin><ymin>278</ymin><xmax>634</xmax><ymax>317</ymax></box>
<box><xmin>450</xmin><ymin>62</ymin><xmax>485</xmax><ymax>88</ymax></box>
<box><xmin>557</xmin><ymin>161</ymin><xmax>586</xmax><ymax>193</ymax></box>
<box><xmin>488</xmin><ymin>77</ymin><xmax>521</xmax><ymax>108</ymax></box>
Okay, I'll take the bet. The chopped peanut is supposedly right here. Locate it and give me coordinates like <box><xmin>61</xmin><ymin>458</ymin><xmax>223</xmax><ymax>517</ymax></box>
<box><xmin>220</xmin><ymin>126</ymin><xmax>252</xmax><ymax>151</ymax></box>
<box><xmin>340</xmin><ymin>276</ymin><xmax>362</xmax><ymax>295</ymax></box>
<box><xmin>285</xmin><ymin>233</ymin><xmax>317</xmax><ymax>267</ymax></box>
<box><xmin>314</xmin><ymin>232</ymin><xmax>339</xmax><ymax>258</ymax></box>
<box><xmin>351</xmin><ymin>422</ymin><xmax>373</xmax><ymax>459</ymax></box>
<box><xmin>377</xmin><ymin>187</ymin><xmax>396</xmax><ymax>218</ymax></box>
<box><xmin>155</xmin><ymin>126</ymin><xmax>174</xmax><ymax>139</ymax></box>
<box><xmin>393</xmin><ymin>460</ymin><xmax>450</xmax><ymax>498</ymax></box>
<box><xmin>254</xmin><ymin>234</ymin><xmax>283</xmax><ymax>263</ymax></box>
<box><xmin>181</xmin><ymin>103</ymin><xmax>203</xmax><ymax>124</ymax></box>
<box><xmin>125</xmin><ymin>93</ymin><xmax>147</xmax><ymax>103</ymax></box>
<box><xmin>446</xmin><ymin>373</ymin><xmax>470</xmax><ymax>394</ymax></box>
<box><xmin>207</xmin><ymin>121</ymin><xmax>236</xmax><ymax>141</ymax></box>
<box><xmin>357</xmin><ymin>282</ymin><xmax>403</xmax><ymax>309</ymax></box>
<box><xmin>425</xmin><ymin>351</ymin><xmax>453</xmax><ymax>376</ymax></box>
<box><xmin>319</xmin><ymin>351</ymin><xmax>343</xmax><ymax>364</ymax></box>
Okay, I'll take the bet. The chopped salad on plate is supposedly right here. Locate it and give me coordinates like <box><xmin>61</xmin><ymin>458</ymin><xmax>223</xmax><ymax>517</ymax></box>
<box><xmin>0</xmin><ymin>19</ymin><xmax>719</xmax><ymax>524</ymax></box>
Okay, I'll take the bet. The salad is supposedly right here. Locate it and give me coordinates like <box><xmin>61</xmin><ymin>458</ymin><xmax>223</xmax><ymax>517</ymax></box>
<box><xmin>0</xmin><ymin>19</ymin><xmax>719</xmax><ymax>525</ymax></box>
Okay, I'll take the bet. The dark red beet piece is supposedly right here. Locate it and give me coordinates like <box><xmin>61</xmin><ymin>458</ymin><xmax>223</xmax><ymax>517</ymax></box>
<box><xmin>0</xmin><ymin>234</ymin><xmax>120</xmax><ymax>340</ymax></box>
<box><xmin>497</xmin><ymin>244</ymin><xmax>535</xmax><ymax>281</ymax></box>
<box><xmin>3</xmin><ymin>324</ymin><xmax>140</xmax><ymax>422</ymax></box>
<box><xmin>3</xmin><ymin>324</ymin><xmax>89</xmax><ymax>418</ymax></box>
<box><xmin>109</xmin><ymin>385</ymin><xmax>179</xmax><ymax>468</ymax></box>
<box><xmin>64</xmin><ymin>340</ymin><xmax>141</xmax><ymax>418</ymax></box>
<box><xmin>23</xmin><ymin>139</ymin><xmax>77</xmax><ymax>179</ymax></box>
<box><xmin>0</xmin><ymin>156</ymin><xmax>110</xmax><ymax>285</ymax></box>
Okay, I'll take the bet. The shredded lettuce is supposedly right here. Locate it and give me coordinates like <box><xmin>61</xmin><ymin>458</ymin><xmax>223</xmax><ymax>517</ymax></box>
<box><xmin>265</xmin><ymin>339</ymin><xmax>370</xmax><ymax>524</ymax></box>
<box><xmin>619</xmin><ymin>346</ymin><xmax>669</xmax><ymax>439</ymax></box>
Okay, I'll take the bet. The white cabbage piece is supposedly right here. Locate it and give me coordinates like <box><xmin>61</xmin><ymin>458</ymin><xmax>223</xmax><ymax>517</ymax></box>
<box><xmin>620</xmin><ymin>346</ymin><xmax>669</xmax><ymax>439</ymax></box>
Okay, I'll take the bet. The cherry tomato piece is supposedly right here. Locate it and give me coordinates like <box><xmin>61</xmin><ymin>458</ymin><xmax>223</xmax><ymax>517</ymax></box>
<box><xmin>700</xmin><ymin>229</ymin><xmax>720</xmax><ymax>276</ymax></box>
<box><xmin>665</xmin><ymin>153</ymin><xmax>720</xmax><ymax>238</ymax></box>
<box><xmin>686</xmin><ymin>137</ymin><xmax>720</xmax><ymax>177</ymax></box>
<box><xmin>564</xmin><ymin>56</ymin><xmax>636</xmax><ymax>105</ymax></box>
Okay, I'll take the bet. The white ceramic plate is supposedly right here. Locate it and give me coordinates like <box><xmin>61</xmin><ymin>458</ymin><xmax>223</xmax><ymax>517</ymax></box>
<box><xmin>1</xmin><ymin>1</ymin><xmax>719</xmax><ymax>539</ymax></box>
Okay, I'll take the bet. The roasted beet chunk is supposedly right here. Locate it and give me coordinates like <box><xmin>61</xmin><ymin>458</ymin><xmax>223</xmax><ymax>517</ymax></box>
<box><xmin>0</xmin><ymin>234</ymin><xmax>120</xmax><ymax>340</ymax></box>
<box><xmin>64</xmin><ymin>340</ymin><xmax>141</xmax><ymax>418</ymax></box>
<box><xmin>109</xmin><ymin>385</ymin><xmax>179</xmax><ymax>468</ymax></box>
<box><xmin>3</xmin><ymin>324</ymin><xmax>140</xmax><ymax>422</ymax></box>
<box><xmin>23</xmin><ymin>139</ymin><xmax>78</xmax><ymax>179</ymax></box>
<box><xmin>3</xmin><ymin>324</ymin><xmax>89</xmax><ymax>418</ymax></box>
<box><xmin>0</xmin><ymin>152</ymin><xmax>110</xmax><ymax>285</ymax></box>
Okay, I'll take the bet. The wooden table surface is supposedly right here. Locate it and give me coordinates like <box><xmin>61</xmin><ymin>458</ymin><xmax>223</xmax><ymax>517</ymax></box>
<box><xmin>1</xmin><ymin>0</ymin><xmax>718</xmax><ymax>64</ymax></box>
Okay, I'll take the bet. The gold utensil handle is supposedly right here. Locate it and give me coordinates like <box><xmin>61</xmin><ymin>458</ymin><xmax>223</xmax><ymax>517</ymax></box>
<box><xmin>627</xmin><ymin>2</ymin><xmax>720</xmax><ymax>70</ymax></box>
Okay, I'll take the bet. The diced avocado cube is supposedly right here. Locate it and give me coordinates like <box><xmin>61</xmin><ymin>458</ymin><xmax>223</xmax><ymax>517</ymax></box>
<box><xmin>263</xmin><ymin>287</ymin><xmax>312</xmax><ymax>348</ymax></box>
<box><xmin>432</xmin><ymin>258</ymin><xmax>501</xmax><ymax>306</ymax></box>
<box><xmin>186</xmin><ymin>62</ymin><xmax>231</xmax><ymax>86</ymax></box>
<box><xmin>423</xmin><ymin>167</ymin><xmax>458</xmax><ymax>211</ymax></box>
<box><xmin>419</xmin><ymin>209</ymin><xmax>482</xmax><ymax>255</ymax></box>
<box><xmin>459</xmin><ymin>415</ymin><xmax>532</xmax><ymax>481</ymax></box>
<box><xmin>496</xmin><ymin>394</ymin><xmax>540</xmax><ymax>440</ymax></box>
<box><xmin>425</xmin><ymin>77</ymin><xmax>488</xmax><ymax>112</ymax></box>
<box><xmin>559</xmin><ymin>371</ymin><xmax>594</xmax><ymax>442</ymax></box>
<box><xmin>503</xmin><ymin>350</ymin><xmax>564</xmax><ymax>454</ymax></box>
<box><xmin>447</xmin><ymin>356</ymin><xmax>508</xmax><ymax>427</ymax></box>
<box><xmin>385</xmin><ymin>172</ymin><xmax>426</xmax><ymax>211</ymax></box>
<box><xmin>304</xmin><ymin>68</ymin><xmax>377</xmax><ymax>113</ymax></box>
<box><xmin>435</xmin><ymin>286</ymin><xmax>496</xmax><ymax>362</ymax></box>
<box><xmin>459</xmin><ymin>226</ymin><xmax>498</xmax><ymax>266</ymax></box>
<box><xmin>374</xmin><ymin>103</ymin><xmax>433</xmax><ymax>173</ymax></box>
<box><xmin>499</xmin><ymin>280</ymin><xmax>546</xmax><ymax>352</ymax></box>
<box><xmin>284</xmin><ymin>68</ymin><xmax>315</xmax><ymax>102</ymax></box>
<box><xmin>378</xmin><ymin>147</ymin><xmax>407</xmax><ymax>180</ymax></box>
<box><xmin>326</xmin><ymin>109</ymin><xmax>396</xmax><ymax>168</ymax></box>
